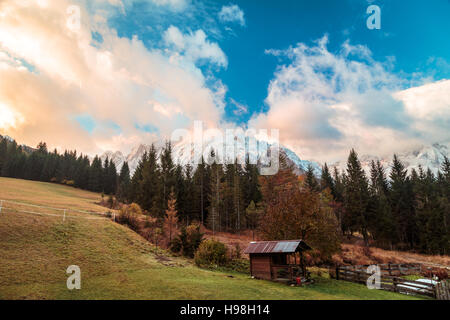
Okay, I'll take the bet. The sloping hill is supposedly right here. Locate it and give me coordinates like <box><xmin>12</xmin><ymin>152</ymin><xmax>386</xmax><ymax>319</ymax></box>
<box><xmin>0</xmin><ymin>177</ymin><xmax>425</xmax><ymax>300</ymax></box>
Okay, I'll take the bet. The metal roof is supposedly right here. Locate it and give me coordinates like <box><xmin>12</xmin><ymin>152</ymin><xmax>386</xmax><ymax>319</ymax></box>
<box><xmin>244</xmin><ymin>240</ymin><xmax>311</xmax><ymax>254</ymax></box>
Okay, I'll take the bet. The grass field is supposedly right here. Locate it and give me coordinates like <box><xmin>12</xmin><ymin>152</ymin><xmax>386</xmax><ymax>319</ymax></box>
<box><xmin>0</xmin><ymin>177</ymin><xmax>427</xmax><ymax>300</ymax></box>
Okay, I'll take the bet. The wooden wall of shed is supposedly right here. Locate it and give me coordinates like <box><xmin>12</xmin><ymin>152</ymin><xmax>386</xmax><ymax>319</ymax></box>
<box><xmin>250</xmin><ymin>254</ymin><xmax>272</xmax><ymax>280</ymax></box>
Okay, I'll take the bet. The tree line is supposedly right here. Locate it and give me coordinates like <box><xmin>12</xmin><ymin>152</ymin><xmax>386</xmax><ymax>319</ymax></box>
<box><xmin>0</xmin><ymin>136</ymin><xmax>262</xmax><ymax>234</ymax></box>
<box><xmin>1</xmin><ymin>135</ymin><xmax>448</xmax><ymax>255</ymax></box>
<box><xmin>305</xmin><ymin>149</ymin><xmax>450</xmax><ymax>255</ymax></box>
<box><xmin>0</xmin><ymin>137</ymin><xmax>118</xmax><ymax>194</ymax></box>
<box><xmin>121</xmin><ymin>142</ymin><xmax>262</xmax><ymax>233</ymax></box>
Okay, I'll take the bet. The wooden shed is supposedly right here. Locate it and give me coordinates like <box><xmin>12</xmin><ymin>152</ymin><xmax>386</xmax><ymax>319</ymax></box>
<box><xmin>244</xmin><ymin>240</ymin><xmax>312</xmax><ymax>282</ymax></box>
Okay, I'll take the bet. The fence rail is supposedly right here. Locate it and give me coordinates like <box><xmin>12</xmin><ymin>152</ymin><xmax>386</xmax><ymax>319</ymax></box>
<box><xmin>339</xmin><ymin>263</ymin><xmax>422</xmax><ymax>276</ymax></box>
<box><xmin>0</xmin><ymin>199</ymin><xmax>114</xmax><ymax>221</ymax></box>
<box><xmin>335</xmin><ymin>264</ymin><xmax>449</xmax><ymax>299</ymax></box>
<box><xmin>436</xmin><ymin>281</ymin><xmax>450</xmax><ymax>300</ymax></box>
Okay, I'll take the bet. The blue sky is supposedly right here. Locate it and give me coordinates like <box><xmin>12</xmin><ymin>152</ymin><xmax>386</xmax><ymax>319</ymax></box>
<box><xmin>106</xmin><ymin>0</ymin><xmax>450</xmax><ymax>124</ymax></box>
<box><xmin>0</xmin><ymin>0</ymin><xmax>449</xmax><ymax>161</ymax></box>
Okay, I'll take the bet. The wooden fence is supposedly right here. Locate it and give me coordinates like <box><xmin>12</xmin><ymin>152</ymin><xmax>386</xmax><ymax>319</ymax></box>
<box><xmin>335</xmin><ymin>264</ymin><xmax>450</xmax><ymax>299</ymax></box>
<box><xmin>338</xmin><ymin>263</ymin><xmax>422</xmax><ymax>277</ymax></box>
<box><xmin>436</xmin><ymin>281</ymin><xmax>450</xmax><ymax>300</ymax></box>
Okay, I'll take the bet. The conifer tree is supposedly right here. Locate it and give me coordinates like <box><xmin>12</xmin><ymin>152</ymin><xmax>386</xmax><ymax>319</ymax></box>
<box><xmin>343</xmin><ymin>149</ymin><xmax>370</xmax><ymax>245</ymax></box>
<box><xmin>390</xmin><ymin>154</ymin><xmax>416</xmax><ymax>248</ymax></box>
<box><xmin>139</xmin><ymin>144</ymin><xmax>162</xmax><ymax>214</ymax></box>
<box><xmin>193</xmin><ymin>156</ymin><xmax>210</xmax><ymax>225</ymax></box>
<box><xmin>305</xmin><ymin>164</ymin><xmax>319</xmax><ymax>192</ymax></box>
<box><xmin>117</xmin><ymin>162</ymin><xmax>131</xmax><ymax>202</ymax></box>
<box><xmin>320</xmin><ymin>163</ymin><xmax>335</xmax><ymax>195</ymax></box>
<box><xmin>161</xmin><ymin>141</ymin><xmax>175</xmax><ymax>211</ymax></box>
<box><xmin>0</xmin><ymin>138</ymin><xmax>7</xmax><ymax>173</ymax></box>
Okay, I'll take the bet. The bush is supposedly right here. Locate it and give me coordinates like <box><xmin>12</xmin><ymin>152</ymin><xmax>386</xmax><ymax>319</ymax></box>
<box><xmin>117</xmin><ymin>203</ymin><xmax>143</xmax><ymax>232</ymax></box>
<box><xmin>171</xmin><ymin>223</ymin><xmax>204</xmax><ymax>258</ymax></box>
<box><xmin>194</xmin><ymin>239</ymin><xmax>228</xmax><ymax>268</ymax></box>
<box><xmin>223</xmin><ymin>258</ymin><xmax>250</xmax><ymax>274</ymax></box>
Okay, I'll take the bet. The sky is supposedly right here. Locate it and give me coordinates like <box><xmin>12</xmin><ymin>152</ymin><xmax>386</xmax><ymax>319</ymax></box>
<box><xmin>0</xmin><ymin>0</ymin><xmax>449</xmax><ymax>163</ymax></box>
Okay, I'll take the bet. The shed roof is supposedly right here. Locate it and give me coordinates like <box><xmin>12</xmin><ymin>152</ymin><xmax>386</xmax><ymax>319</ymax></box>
<box><xmin>244</xmin><ymin>240</ymin><xmax>311</xmax><ymax>254</ymax></box>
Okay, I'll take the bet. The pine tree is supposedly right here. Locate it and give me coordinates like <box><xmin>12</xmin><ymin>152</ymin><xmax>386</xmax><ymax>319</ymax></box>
<box><xmin>367</xmin><ymin>160</ymin><xmax>394</xmax><ymax>248</ymax></box>
<box><xmin>161</xmin><ymin>141</ymin><xmax>175</xmax><ymax>211</ymax></box>
<box><xmin>0</xmin><ymin>138</ymin><xmax>8</xmax><ymax>173</ymax></box>
<box><xmin>390</xmin><ymin>154</ymin><xmax>416</xmax><ymax>249</ymax></box>
<box><xmin>343</xmin><ymin>149</ymin><xmax>370</xmax><ymax>245</ymax></box>
<box><xmin>233</xmin><ymin>160</ymin><xmax>245</xmax><ymax>234</ymax></box>
<box><xmin>243</xmin><ymin>155</ymin><xmax>261</xmax><ymax>209</ymax></box>
<box><xmin>117</xmin><ymin>161</ymin><xmax>131</xmax><ymax>202</ymax></box>
<box><xmin>245</xmin><ymin>200</ymin><xmax>262</xmax><ymax>240</ymax></box>
<box><xmin>207</xmin><ymin>150</ymin><xmax>223</xmax><ymax>235</ymax></box>
<box><xmin>305</xmin><ymin>164</ymin><xmax>319</xmax><ymax>192</ymax></box>
<box><xmin>193</xmin><ymin>156</ymin><xmax>210</xmax><ymax>226</ymax></box>
<box><xmin>183</xmin><ymin>164</ymin><xmax>197</xmax><ymax>222</ymax></box>
<box><xmin>320</xmin><ymin>163</ymin><xmax>335</xmax><ymax>195</ymax></box>
<box><xmin>89</xmin><ymin>156</ymin><xmax>103</xmax><ymax>192</ymax></box>
<box><xmin>139</xmin><ymin>144</ymin><xmax>162</xmax><ymax>215</ymax></box>
<box><xmin>102</xmin><ymin>157</ymin><xmax>111</xmax><ymax>194</ymax></box>
<box><xmin>130</xmin><ymin>151</ymin><xmax>147</xmax><ymax>203</ymax></box>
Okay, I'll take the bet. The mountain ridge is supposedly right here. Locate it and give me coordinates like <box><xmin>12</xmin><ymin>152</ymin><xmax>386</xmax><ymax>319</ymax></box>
<box><xmin>101</xmin><ymin>141</ymin><xmax>449</xmax><ymax>177</ymax></box>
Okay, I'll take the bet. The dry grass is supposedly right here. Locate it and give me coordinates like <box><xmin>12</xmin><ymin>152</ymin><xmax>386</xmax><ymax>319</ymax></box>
<box><xmin>202</xmin><ymin>227</ymin><xmax>450</xmax><ymax>270</ymax></box>
<box><xmin>202</xmin><ymin>228</ymin><xmax>254</xmax><ymax>257</ymax></box>
<box><xmin>0</xmin><ymin>178</ymin><xmax>436</xmax><ymax>300</ymax></box>
<box><xmin>347</xmin><ymin>245</ymin><xmax>450</xmax><ymax>268</ymax></box>
<box><xmin>0</xmin><ymin>177</ymin><xmax>111</xmax><ymax>213</ymax></box>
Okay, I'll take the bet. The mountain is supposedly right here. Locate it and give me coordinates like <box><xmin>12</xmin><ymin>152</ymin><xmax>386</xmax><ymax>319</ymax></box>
<box><xmin>102</xmin><ymin>140</ymin><xmax>449</xmax><ymax>178</ymax></box>
<box><xmin>0</xmin><ymin>134</ymin><xmax>35</xmax><ymax>154</ymax></box>
<box><xmin>101</xmin><ymin>138</ymin><xmax>322</xmax><ymax>176</ymax></box>
<box><xmin>331</xmin><ymin>142</ymin><xmax>450</xmax><ymax>175</ymax></box>
<box><xmin>4</xmin><ymin>133</ymin><xmax>446</xmax><ymax>177</ymax></box>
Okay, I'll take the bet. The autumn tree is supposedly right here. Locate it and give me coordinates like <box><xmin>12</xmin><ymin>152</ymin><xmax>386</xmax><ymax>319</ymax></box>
<box><xmin>258</xmin><ymin>155</ymin><xmax>341</xmax><ymax>261</ymax></box>
<box><xmin>164</xmin><ymin>192</ymin><xmax>178</xmax><ymax>243</ymax></box>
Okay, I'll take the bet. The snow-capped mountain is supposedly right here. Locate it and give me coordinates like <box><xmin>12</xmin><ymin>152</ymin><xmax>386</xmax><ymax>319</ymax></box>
<box><xmin>101</xmin><ymin>137</ymin><xmax>449</xmax><ymax>177</ymax></box>
<box><xmin>331</xmin><ymin>142</ymin><xmax>450</xmax><ymax>175</ymax></box>
<box><xmin>282</xmin><ymin>146</ymin><xmax>322</xmax><ymax>176</ymax></box>
<box><xmin>0</xmin><ymin>134</ymin><xmax>15</xmax><ymax>143</ymax></box>
<box><xmin>100</xmin><ymin>150</ymin><xmax>126</xmax><ymax>169</ymax></box>
<box><xmin>101</xmin><ymin>138</ymin><xmax>321</xmax><ymax>175</ymax></box>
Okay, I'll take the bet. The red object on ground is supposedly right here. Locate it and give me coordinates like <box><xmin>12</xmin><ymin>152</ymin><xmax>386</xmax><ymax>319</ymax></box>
<box><xmin>296</xmin><ymin>277</ymin><xmax>302</xmax><ymax>286</ymax></box>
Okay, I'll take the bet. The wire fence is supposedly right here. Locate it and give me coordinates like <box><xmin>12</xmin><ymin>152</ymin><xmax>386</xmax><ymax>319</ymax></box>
<box><xmin>0</xmin><ymin>199</ymin><xmax>116</xmax><ymax>222</ymax></box>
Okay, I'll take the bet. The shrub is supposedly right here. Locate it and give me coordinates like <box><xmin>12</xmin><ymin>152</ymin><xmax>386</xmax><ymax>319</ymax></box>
<box><xmin>65</xmin><ymin>180</ymin><xmax>75</xmax><ymax>186</ymax></box>
<box><xmin>224</xmin><ymin>258</ymin><xmax>250</xmax><ymax>274</ymax></box>
<box><xmin>170</xmin><ymin>223</ymin><xmax>203</xmax><ymax>258</ymax></box>
<box><xmin>423</xmin><ymin>268</ymin><xmax>449</xmax><ymax>281</ymax></box>
<box><xmin>194</xmin><ymin>239</ymin><xmax>228</xmax><ymax>268</ymax></box>
<box><xmin>117</xmin><ymin>203</ymin><xmax>143</xmax><ymax>232</ymax></box>
<box><xmin>107</xmin><ymin>195</ymin><xmax>115</xmax><ymax>209</ymax></box>
<box><xmin>231</xmin><ymin>243</ymin><xmax>242</xmax><ymax>260</ymax></box>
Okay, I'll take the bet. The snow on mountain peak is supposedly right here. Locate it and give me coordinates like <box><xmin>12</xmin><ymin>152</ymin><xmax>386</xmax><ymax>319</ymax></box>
<box><xmin>101</xmin><ymin>138</ymin><xmax>321</xmax><ymax>176</ymax></box>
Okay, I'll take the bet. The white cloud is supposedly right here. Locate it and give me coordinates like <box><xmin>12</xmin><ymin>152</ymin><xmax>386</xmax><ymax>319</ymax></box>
<box><xmin>0</xmin><ymin>0</ymin><xmax>224</xmax><ymax>155</ymax></box>
<box><xmin>250</xmin><ymin>36</ymin><xmax>450</xmax><ymax>163</ymax></box>
<box><xmin>163</xmin><ymin>26</ymin><xmax>228</xmax><ymax>68</ymax></box>
<box><xmin>230</xmin><ymin>98</ymin><xmax>248</xmax><ymax>116</ymax></box>
<box><xmin>395</xmin><ymin>79</ymin><xmax>450</xmax><ymax>143</ymax></box>
<box><xmin>152</xmin><ymin>0</ymin><xmax>189</xmax><ymax>12</ymax></box>
<box><xmin>218</xmin><ymin>4</ymin><xmax>245</xmax><ymax>27</ymax></box>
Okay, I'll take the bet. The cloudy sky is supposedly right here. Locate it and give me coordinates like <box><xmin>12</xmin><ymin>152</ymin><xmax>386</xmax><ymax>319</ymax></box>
<box><xmin>0</xmin><ymin>0</ymin><xmax>449</xmax><ymax>163</ymax></box>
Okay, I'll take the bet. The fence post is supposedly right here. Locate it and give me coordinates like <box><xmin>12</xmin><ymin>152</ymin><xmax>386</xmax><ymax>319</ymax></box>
<box><xmin>393</xmin><ymin>277</ymin><xmax>398</xmax><ymax>293</ymax></box>
<box><xmin>63</xmin><ymin>209</ymin><xmax>66</xmax><ymax>222</ymax></box>
<box><xmin>336</xmin><ymin>266</ymin><xmax>340</xmax><ymax>280</ymax></box>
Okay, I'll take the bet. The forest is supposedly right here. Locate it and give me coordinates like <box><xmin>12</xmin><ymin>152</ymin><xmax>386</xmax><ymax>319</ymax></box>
<box><xmin>0</xmin><ymin>134</ymin><xmax>448</xmax><ymax>256</ymax></box>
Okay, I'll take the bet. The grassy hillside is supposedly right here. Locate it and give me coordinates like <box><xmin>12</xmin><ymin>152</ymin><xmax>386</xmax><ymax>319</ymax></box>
<box><xmin>0</xmin><ymin>177</ymin><xmax>426</xmax><ymax>300</ymax></box>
